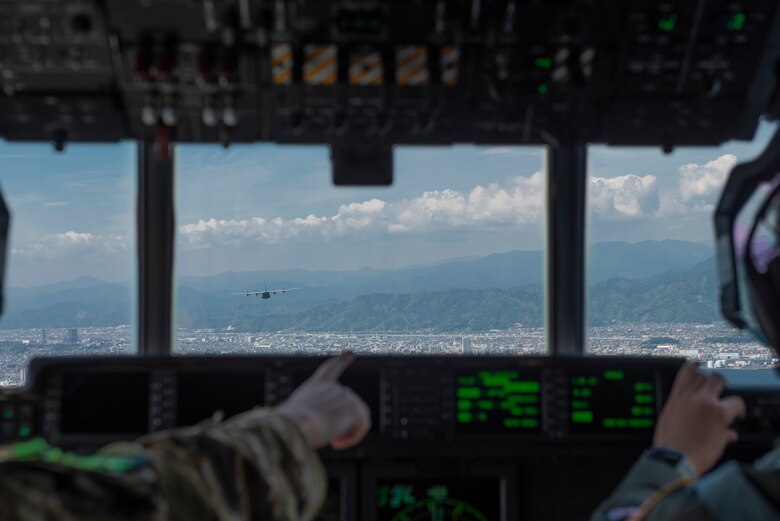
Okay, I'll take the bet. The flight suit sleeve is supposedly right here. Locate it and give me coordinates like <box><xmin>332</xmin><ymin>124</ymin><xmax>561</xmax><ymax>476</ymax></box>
<box><xmin>122</xmin><ymin>407</ymin><xmax>328</xmax><ymax>521</ymax></box>
<box><xmin>591</xmin><ymin>446</ymin><xmax>780</xmax><ymax>521</ymax></box>
<box><xmin>0</xmin><ymin>407</ymin><xmax>327</xmax><ymax>521</ymax></box>
<box><xmin>589</xmin><ymin>450</ymin><xmax>700</xmax><ymax>521</ymax></box>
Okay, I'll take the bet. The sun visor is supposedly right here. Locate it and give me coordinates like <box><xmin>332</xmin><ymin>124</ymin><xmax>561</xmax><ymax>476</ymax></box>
<box><xmin>0</xmin><ymin>187</ymin><xmax>8</xmax><ymax>316</ymax></box>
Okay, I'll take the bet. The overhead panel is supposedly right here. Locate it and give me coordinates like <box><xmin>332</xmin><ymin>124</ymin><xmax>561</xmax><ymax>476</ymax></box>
<box><xmin>0</xmin><ymin>0</ymin><xmax>775</xmax><ymax>148</ymax></box>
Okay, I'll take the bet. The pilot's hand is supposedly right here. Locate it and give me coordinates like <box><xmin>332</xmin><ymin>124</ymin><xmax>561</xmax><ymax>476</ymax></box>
<box><xmin>276</xmin><ymin>352</ymin><xmax>371</xmax><ymax>450</ymax></box>
<box><xmin>653</xmin><ymin>362</ymin><xmax>745</xmax><ymax>476</ymax></box>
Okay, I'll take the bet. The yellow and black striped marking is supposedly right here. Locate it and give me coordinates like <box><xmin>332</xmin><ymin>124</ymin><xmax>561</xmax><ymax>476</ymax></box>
<box><xmin>303</xmin><ymin>44</ymin><xmax>337</xmax><ymax>86</ymax></box>
<box><xmin>349</xmin><ymin>50</ymin><xmax>384</xmax><ymax>86</ymax></box>
<box><xmin>395</xmin><ymin>45</ymin><xmax>429</xmax><ymax>86</ymax></box>
<box><xmin>271</xmin><ymin>43</ymin><xmax>293</xmax><ymax>85</ymax></box>
<box><xmin>440</xmin><ymin>46</ymin><xmax>459</xmax><ymax>86</ymax></box>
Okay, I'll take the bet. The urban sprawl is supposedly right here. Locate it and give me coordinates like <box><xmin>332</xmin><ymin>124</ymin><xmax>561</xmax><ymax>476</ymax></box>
<box><xmin>0</xmin><ymin>322</ymin><xmax>774</xmax><ymax>386</ymax></box>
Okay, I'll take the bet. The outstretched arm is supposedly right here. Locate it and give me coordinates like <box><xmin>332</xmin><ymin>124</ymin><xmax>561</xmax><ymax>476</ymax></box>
<box><xmin>0</xmin><ymin>352</ymin><xmax>371</xmax><ymax>521</ymax></box>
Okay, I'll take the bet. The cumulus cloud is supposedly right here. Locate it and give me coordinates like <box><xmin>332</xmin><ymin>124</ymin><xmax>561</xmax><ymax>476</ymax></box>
<box><xmin>179</xmin><ymin>169</ymin><xmax>669</xmax><ymax>249</ymax></box>
<box><xmin>179</xmin><ymin>173</ymin><xmax>547</xmax><ymax>248</ymax></box>
<box><xmin>590</xmin><ymin>175</ymin><xmax>660</xmax><ymax>218</ymax></box>
<box><xmin>13</xmin><ymin>231</ymin><xmax>127</xmax><ymax>259</ymax></box>
<box><xmin>678</xmin><ymin>154</ymin><xmax>737</xmax><ymax>207</ymax></box>
<box><xmin>177</xmin><ymin>153</ymin><xmax>740</xmax><ymax>249</ymax></box>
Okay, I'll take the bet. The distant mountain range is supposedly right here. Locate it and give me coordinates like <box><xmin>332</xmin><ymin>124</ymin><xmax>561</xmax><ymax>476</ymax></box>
<box><xmin>0</xmin><ymin>240</ymin><xmax>720</xmax><ymax>331</ymax></box>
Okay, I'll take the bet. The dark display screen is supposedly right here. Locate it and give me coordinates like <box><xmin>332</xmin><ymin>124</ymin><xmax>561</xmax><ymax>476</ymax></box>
<box><xmin>455</xmin><ymin>370</ymin><xmax>541</xmax><ymax>433</ymax></box>
<box><xmin>60</xmin><ymin>372</ymin><xmax>150</xmax><ymax>434</ymax></box>
<box><xmin>377</xmin><ymin>478</ymin><xmax>501</xmax><ymax>521</ymax></box>
<box><xmin>293</xmin><ymin>369</ymin><xmax>380</xmax><ymax>432</ymax></box>
<box><xmin>314</xmin><ymin>478</ymin><xmax>342</xmax><ymax>521</ymax></box>
<box><xmin>176</xmin><ymin>371</ymin><xmax>265</xmax><ymax>426</ymax></box>
<box><xmin>569</xmin><ymin>369</ymin><xmax>657</xmax><ymax>433</ymax></box>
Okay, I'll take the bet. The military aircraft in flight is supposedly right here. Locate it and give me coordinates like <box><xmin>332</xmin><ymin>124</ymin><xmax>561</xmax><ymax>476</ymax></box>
<box><xmin>235</xmin><ymin>283</ymin><xmax>299</xmax><ymax>299</ymax></box>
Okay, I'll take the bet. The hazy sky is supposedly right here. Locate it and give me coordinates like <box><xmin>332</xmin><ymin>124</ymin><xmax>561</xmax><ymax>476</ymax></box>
<box><xmin>1</xmin><ymin>121</ymin><xmax>777</xmax><ymax>287</ymax></box>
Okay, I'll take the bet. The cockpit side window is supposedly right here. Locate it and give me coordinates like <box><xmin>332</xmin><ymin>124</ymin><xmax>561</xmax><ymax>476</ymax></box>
<box><xmin>0</xmin><ymin>142</ymin><xmax>137</xmax><ymax>386</ymax></box>
<box><xmin>585</xmin><ymin>121</ymin><xmax>779</xmax><ymax>378</ymax></box>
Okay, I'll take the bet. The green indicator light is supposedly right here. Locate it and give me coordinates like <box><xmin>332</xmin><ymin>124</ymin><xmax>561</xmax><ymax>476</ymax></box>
<box><xmin>477</xmin><ymin>412</ymin><xmax>488</xmax><ymax>422</ymax></box>
<box><xmin>457</xmin><ymin>412</ymin><xmax>472</xmax><ymax>423</ymax></box>
<box><xmin>18</xmin><ymin>427</ymin><xmax>31</xmax><ymax>437</ymax></box>
<box><xmin>510</xmin><ymin>408</ymin><xmax>525</xmax><ymax>417</ymax></box>
<box><xmin>3</xmin><ymin>410</ymin><xmax>13</xmax><ymax>420</ymax></box>
<box><xmin>603</xmin><ymin>418</ymin><xmax>616</xmax><ymax>428</ymax></box>
<box><xmin>631</xmin><ymin>406</ymin><xmax>654</xmax><ymax>417</ymax></box>
<box><xmin>477</xmin><ymin>400</ymin><xmax>494</xmax><ymax>410</ymax></box>
<box><xmin>629</xmin><ymin>418</ymin><xmax>654</xmax><ymax>429</ymax></box>
<box><xmin>457</xmin><ymin>387</ymin><xmax>481</xmax><ymax>399</ymax></box>
<box><xmin>507</xmin><ymin>395</ymin><xmax>538</xmax><ymax>404</ymax></box>
<box><xmin>487</xmin><ymin>389</ymin><xmax>506</xmax><ymax>398</ymax></box>
<box><xmin>504</xmin><ymin>418</ymin><xmax>521</xmax><ymax>428</ymax></box>
<box><xmin>537</xmin><ymin>84</ymin><xmax>549</xmax><ymax>95</ymax></box>
<box><xmin>522</xmin><ymin>419</ymin><xmax>539</xmax><ymax>428</ymax></box>
<box><xmin>534</xmin><ymin>57</ymin><xmax>552</xmax><ymax>69</ymax></box>
<box><xmin>635</xmin><ymin>394</ymin><xmax>654</xmax><ymax>404</ymax></box>
<box><xmin>572</xmin><ymin>400</ymin><xmax>589</xmax><ymax>410</ymax></box>
<box><xmin>572</xmin><ymin>411</ymin><xmax>594</xmax><ymax>424</ymax></box>
<box><xmin>581</xmin><ymin>389</ymin><xmax>592</xmax><ymax>398</ymax></box>
<box><xmin>572</xmin><ymin>389</ymin><xmax>581</xmax><ymax>397</ymax></box>
<box><xmin>659</xmin><ymin>13</ymin><xmax>678</xmax><ymax>32</ymax></box>
<box><xmin>727</xmin><ymin>12</ymin><xmax>746</xmax><ymax>31</ymax></box>
<box><xmin>634</xmin><ymin>382</ymin><xmax>654</xmax><ymax>392</ymax></box>
<box><xmin>483</xmin><ymin>376</ymin><xmax>511</xmax><ymax>387</ymax></box>
<box><xmin>523</xmin><ymin>406</ymin><xmax>538</xmax><ymax>416</ymax></box>
<box><xmin>506</xmin><ymin>381</ymin><xmax>540</xmax><ymax>393</ymax></box>
<box><xmin>457</xmin><ymin>400</ymin><xmax>472</xmax><ymax>410</ymax></box>
<box><xmin>604</xmin><ymin>370</ymin><xmax>624</xmax><ymax>380</ymax></box>
<box><xmin>588</xmin><ymin>376</ymin><xmax>598</xmax><ymax>386</ymax></box>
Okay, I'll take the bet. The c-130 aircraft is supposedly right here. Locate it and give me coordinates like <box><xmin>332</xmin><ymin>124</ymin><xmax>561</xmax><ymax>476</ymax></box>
<box><xmin>0</xmin><ymin>1</ymin><xmax>778</xmax><ymax>520</ymax></box>
<box><xmin>236</xmin><ymin>282</ymin><xmax>299</xmax><ymax>299</ymax></box>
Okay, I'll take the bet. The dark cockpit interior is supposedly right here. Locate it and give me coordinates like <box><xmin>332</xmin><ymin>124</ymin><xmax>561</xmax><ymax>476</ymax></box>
<box><xmin>0</xmin><ymin>1</ymin><xmax>780</xmax><ymax>519</ymax></box>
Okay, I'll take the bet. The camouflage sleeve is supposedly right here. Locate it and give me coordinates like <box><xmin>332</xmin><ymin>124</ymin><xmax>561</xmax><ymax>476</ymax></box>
<box><xmin>0</xmin><ymin>407</ymin><xmax>327</xmax><ymax>521</ymax></box>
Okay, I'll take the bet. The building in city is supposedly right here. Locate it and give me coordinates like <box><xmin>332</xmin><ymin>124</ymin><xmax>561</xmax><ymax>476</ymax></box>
<box><xmin>462</xmin><ymin>336</ymin><xmax>472</xmax><ymax>355</ymax></box>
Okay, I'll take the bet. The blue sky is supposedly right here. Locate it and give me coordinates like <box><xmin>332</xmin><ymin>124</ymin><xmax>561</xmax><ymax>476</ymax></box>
<box><xmin>1</xmin><ymin>121</ymin><xmax>777</xmax><ymax>287</ymax></box>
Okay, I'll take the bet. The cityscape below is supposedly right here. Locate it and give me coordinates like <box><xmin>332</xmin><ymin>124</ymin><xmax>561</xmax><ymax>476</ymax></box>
<box><xmin>0</xmin><ymin>322</ymin><xmax>774</xmax><ymax>387</ymax></box>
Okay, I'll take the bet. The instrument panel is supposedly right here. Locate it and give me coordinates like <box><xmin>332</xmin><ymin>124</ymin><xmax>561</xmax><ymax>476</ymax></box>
<box><xmin>16</xmin><ymin>355</ymin><xmax>681</xmax><ymax>449</ymax></box>
<box><xmin>0</xmin><ymin>355</ymin><xmax>776</xmax><ymax>520</ymax></box>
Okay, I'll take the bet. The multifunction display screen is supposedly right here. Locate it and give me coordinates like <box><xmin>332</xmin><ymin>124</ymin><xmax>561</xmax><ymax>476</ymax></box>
<box><xmin>176</xmin><ymin>371</ymin><xmax>265</xmax><ymax>426</ymax></box>
<box><xmin>60</xmin><ymin>372</ymin><xmax>150</xmax><ymax>434</ymax></box>
<box><xmin>377</xmin><ymin>478</ymin><xmax>501</xmax><ymax>521</ymax></box>
<box><xmin>455</xmin><ymin>370</ymin><xmax>541</xmax><ymax>433</ymax></box>
<box><xmin>569</xmin><ymin>369</ymin><xmax>657</xmax><ymax>433</ymax></box>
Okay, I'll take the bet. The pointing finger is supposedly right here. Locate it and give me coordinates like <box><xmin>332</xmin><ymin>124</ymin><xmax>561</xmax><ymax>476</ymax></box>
<box><xmin>311</xmin><ymin>351</ymin><xmax>355</xmax><ymax>382</ymax></box>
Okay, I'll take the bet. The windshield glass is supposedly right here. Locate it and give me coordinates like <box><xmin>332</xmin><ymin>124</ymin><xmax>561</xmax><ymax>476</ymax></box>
<box><xmin>586</xmin><ymin>121</ymin><xmax>779</xmax><ymax>376</ymax></box>
<box><xmin>174</xmin><ymin>144</ymin><xmax>546</xmax><ymax>355</ymax></box>
<box><xmin>0</xmin><ymin>142</ymin><xmax>136</xmax><ymax>385</ymax></box>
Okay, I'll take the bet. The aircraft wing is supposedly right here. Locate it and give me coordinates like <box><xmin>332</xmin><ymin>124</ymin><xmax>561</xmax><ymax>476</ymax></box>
<box><xmin>267</xmin><ymin>287</ymin><xmax>299</xmax><ymax>294</ymax></box>
<box><xmin>232</xmin><ymin>288</ymin><xmax>299</xmax><ymax>296</ymax></box>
